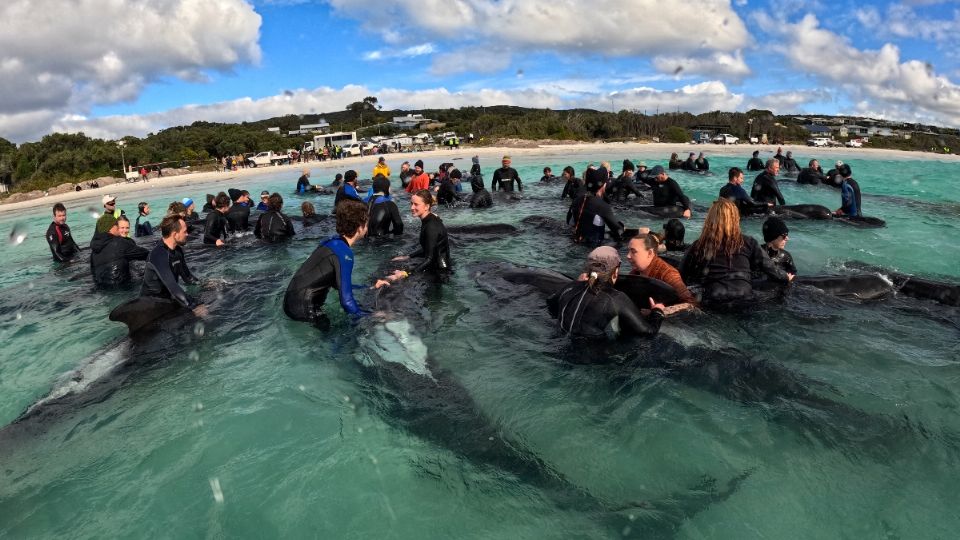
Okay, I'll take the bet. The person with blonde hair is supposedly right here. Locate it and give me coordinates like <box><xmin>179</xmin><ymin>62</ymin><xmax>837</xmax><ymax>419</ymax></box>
<box><xmin>679</xmin><ymin>199</ymin><xmax>793</xmax><ymax>308</ymax></box>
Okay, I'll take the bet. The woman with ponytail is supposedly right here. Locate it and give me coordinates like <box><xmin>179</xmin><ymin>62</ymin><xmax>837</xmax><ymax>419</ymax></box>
<box><xmin>679</xmin><ymin>199</ymin><xmax>793</xmax><ymax>309</ymax></box>
<box><xmin>378</xmin><ymin>189</ymin><xmax>452</xmax><ymax>286</ymax></box>
<box><xmin>547</xmin><ymin>246</ymin><xmax>665</xmax><ymax>339</ymax></box>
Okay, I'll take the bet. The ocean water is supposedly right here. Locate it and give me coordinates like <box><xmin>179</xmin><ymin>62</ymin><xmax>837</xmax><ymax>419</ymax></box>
<box><xmin>0</xmin><ymin>149</ymin><xmax>958</xmax><ymax>539</ymax></box>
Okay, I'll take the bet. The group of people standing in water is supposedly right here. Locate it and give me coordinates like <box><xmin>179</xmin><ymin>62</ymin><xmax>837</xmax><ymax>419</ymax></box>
<box><xmin>41</xmin><ymin>148</ymin><xmax>873</xmax><ymax>341</ymax></box>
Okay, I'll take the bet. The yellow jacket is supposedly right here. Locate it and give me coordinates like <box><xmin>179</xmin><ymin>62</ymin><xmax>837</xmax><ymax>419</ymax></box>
<box><xmin>372</xmin><ymin>163</ymin><xmax>391</xmax><ymax>178</ymax></box>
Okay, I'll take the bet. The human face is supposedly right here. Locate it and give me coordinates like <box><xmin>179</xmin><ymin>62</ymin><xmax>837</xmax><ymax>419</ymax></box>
<box><xmin>768</xmin><ymin>161</ymin><xmax>780</xmax><ymax>175</ymax></box>
<box><xmin>410</xmin><ymin>195</ymin><xmax>431</xmax><ymax>219</ymax></box>
<box><xmin>627</xmin><ymin>238</ymin><xmax>656</xmax><ymax>272</ymax></box>
<box><xmin>141</xmin><ymin>204</ymin><xmax>150</xmax><ymax>216</ymax></box>
<box><xmin>732</xmin><ymin>172</ymin><xmax>744</xmax><ymax>185</ymax></box>
<box><xmin>401</xmin><ymin>163</ymin><xmax>410</xmax><ymax>172</ymax></box>
<box><xmin>811</xmin><ymin>160</ymin><xmax>819</xmax><ymax>169</ymax></box>
<box><xmin>502</xmin><ymin>159</ymin><xmax>511</xmax><ymax>168</ymax></box>
<box><xmin>54</xmin><ymin>210</ymin><xmax>67</xmax><ymax>225</ymax></box>
<box><xmin>117</xmin><ymin>221</ymin><xmax>131</xmax><ymax>237</ymax></box>
<box><xmin>770</xmin><ymin>234</ymin><xmax>788</xmax><ymax>250</ymax></box>
<box><xmin>656</xmin><ymin>172</ymin><xmax>668</xmax><ymax>183</ymax></box>
<box><xmin>174</xmin><ymin>219</ymin><xmax>188</xmax><ymax>246</ymax></box>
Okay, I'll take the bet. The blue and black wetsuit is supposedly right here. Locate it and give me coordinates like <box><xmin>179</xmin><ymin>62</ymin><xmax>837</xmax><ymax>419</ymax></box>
<box><xmin>840</xmin><ymin>178</ymin><xmax>862</xmax><ymax>217</ymax></box>
<box><xmin>296</xmin><ymin>174</ymin><xmax>312</xmax><ymax>193</ymax></box>
<box><xmin>140</xmin><ymin>243</ymin><xmax>198</xmax><ymax>308</ymax></box>
<box><xmin>283</xmin><ymin>236</ymin><xmax>368</xmax><ymax>323</ymax></box>
<box><xmin>334</xmin><ymin>183</ymin><xmax>363</xmax><ymax>210</ymax></box>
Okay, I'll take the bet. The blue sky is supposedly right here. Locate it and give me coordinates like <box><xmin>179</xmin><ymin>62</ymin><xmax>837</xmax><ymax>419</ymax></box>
<box><xmin>1</xmin><ymin>0</ymin><xmax>959</xmax><ymax>142</ymax></box>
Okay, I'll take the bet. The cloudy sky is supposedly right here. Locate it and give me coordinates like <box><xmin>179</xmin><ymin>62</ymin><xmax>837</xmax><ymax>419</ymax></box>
<box><xmin>2</xmin><ymin>0</ymin><xmax>959</xmax><ymax>142</ymax></box>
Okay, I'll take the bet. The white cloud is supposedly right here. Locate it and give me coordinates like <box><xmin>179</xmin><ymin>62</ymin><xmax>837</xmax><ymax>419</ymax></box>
<box><xmin>328</xmin><ymin>0</ymin><xmax>748</xmax><ymax>57</ymax></box>
<box><xmin>363</xmin><ymin>43</ymin><xmax>436</xmax><ymax>61</ymax></box>
<box><xmin>0</xmin><ymin>0</ymin><xmax>261</xmax><ymax>141</ymax></box>
<box><xmin>745</xmin><ymin>89</ymin><xmax>831</xmax><ymax>113</ymax></box>
<box><xmin>47</xmin><ymin>82</ymin><xmax>748</xmax><ymax>140</ymax></box>
<box><xmin>757</xmin><ymin>13</ymin><xmax>960</xmax><ymax>126</ymax></box>
<box><xmin>430</xmin><ymin>49</ymin><xmax>513</xmax><ymax>76</ymax></box>
<box><xmin>855</xmin><ymin>4</ymin><xmax>960</xmax><ymax>45</ymax></box>
<box><xmin>652</xmin><ymin>51</ymin><xmax>751</xmax><ymax>81</ymax></box>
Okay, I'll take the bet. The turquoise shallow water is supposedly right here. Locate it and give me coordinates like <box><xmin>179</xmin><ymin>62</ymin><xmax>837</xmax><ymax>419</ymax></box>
<box><xmin>0</xmin><ymin>149</ymin><xmax>958</xmax><ymax>538</ymax></box>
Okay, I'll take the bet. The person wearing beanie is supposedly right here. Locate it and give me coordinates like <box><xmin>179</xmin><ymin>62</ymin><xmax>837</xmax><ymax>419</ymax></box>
<box><xmin>719</xmin><ymin>167</ymin><xmax>771</xmax><ymax>216</ymax></box>
<box><xmin>135</xmin><ymin>202</ymin><xmax>153</xmax><ymax>237</ymax></box>
<box><xmin>469</xmin><ymin>169</ymin><xmax>493</xmax><ymax>208</ymax></box>
<box><xmin>636</xmin><ymin>165</ymin><xmax>693</xmax><ymax>218</ymax></box>
<box><xmin>366</xmin><ymin>176</ymin><xmax>404</xmax><ymax>237</ymax></box>
<box><xmin>567</xmin><ymin>166</ymin><xmax>623</xmax><ymax>246</ymax></box>
<box><xmin>833</xmin><ymin>163</ymin><xmax>862</xmax><ymax>218</ymax></box>
<box><xmin>182</xmin><ymin>197</ymin><xmax>202</xmax><ymax>224</ymax></box>
<box><xmin>746</xmin><ymin>150</ymin><xmax>764</xmax><ymax>171</ymax></box>
<box><xmin>546</xmin><ymin>246</ymin><xmax>665</xmax><ymax>339</ymax></box>
<box><xmin>404</xmin><ymin>160</ymin><xmax>430</xmax><ymax>193</ymax></box>
<box><xmin>668</xmin><ymin>152</ymin><xmax>683</xmax><ymax>170</ymax></box>
<box><xmin>491</xmin><ymin>155</ymin><xmax>522</xmax><ymax>193</ymax></box>
<box><xmin>761</xmin><ymin>217</ymin><xmax>797</xmax><ymax>275</ymax></box>
<box><xmin>334</xmin><ymin>170</ymin><xmax>364</xmax><ymax>210</ymax></box>
<box><xmin>695</xmin><ymin>152</ymin><xmax>709</xmax><ymax>172</ymax></box>
<box><xmin>226</xmin><ymin>189</ymin><xmax>253</xmax><ymax>232</ymax></box>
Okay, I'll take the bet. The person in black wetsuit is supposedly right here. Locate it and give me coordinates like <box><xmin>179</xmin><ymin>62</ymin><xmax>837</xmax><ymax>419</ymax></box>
<box><xmin>300</xmin><ymin>201</ymin><xmax>325</xmax><ymax>227</ymax></box>
<box><xmin>203</xmin><ymin>192</ymin><xmax>231</xmax><ymax>246</ymax></box>
<box><xmin>469</xmin><ymin>172</ymin><xmax>493</xmax><ymax>209</ymax></box>
<box><xmin>491</xmin><ymin>155</ymin><xmax>522</xmax><ymax>193</ymax></box>
<box><xmin>662</xmin><ymin>218</ymin><xmax>688</xmax><ymax>252</ymax></box>
<box><xmin>567</xmin><ymin>167</ymin><xmax>623</xmax><ymax>246</ymax></box>
<box><xmin>366</xmin><ymin>176</ymin><xmax>404</xmax><ymax>236</ymax></box>
<box><xmin>90</xmin><ymin>215</ymin><xmax>149</xmax><ymax>287</ymax></box>
<box><xmin>182</xmin><ymin>198</ymin><xmax>202</xmax><ymax>226</ymax></box>
<box><xmin>695</xmin><ymin>152</ymin><xmax>710</xmax><ymax>171</ymax></box>
<box><xmin>605</xmin><ymin>159</ymin><xmax>644</xmax><ymax>202</ymax></box>
<box><xmin>637</xmin><ymin>165</ymin><xmax>693</xmax><ymax>218</ymax></box>
<box><xmin>202</xmin><ymin>194</ymin><xmax>216</xmax><ymax>213</ymax></box>
<box><xmin>781</xmin><ymin>151</ymin><xmax>800</xmax><ymax>174</ymax></box>
<box><xmin>825</xmin><ymin>160</ymin><xmax>844</xmax><ymax>188</ymax></box>
<box><xmin>560</xmin><ymin>166</ymin><xmax>582</xmax><ymax>200</ymax></box>
<box><xmin>436</xmin><ymin>169</ymin><xmax>463</xmax><ymax>206</ymax></box>
<box><xmin>398</xmin><ymin>162</ymin><xmax>413</xmax><ymax>189</ymax></box>
<box><xmin>141</xmin><ymin>215</ymin><xmax>203</xmax><ymax>313</ymax></box>
<box><xmin>751</xmin><ymin>159</ymin><xmax>786</xmax><ymax>206</ymax></box>
<box><xmin>746</xmin><ymin>150</ymin><xmax>764</xmax><ymax>172</ymax></box>
<box><xmin>46</xmin><ymin>202</ymin><xmax>81</xmax><ymax>262</ymax></box>
<box><xmin>296</xmin><ymin>169</ymin><xmax>313</xmax><ymax>194</ymax></box>
<box><xmin>334</xmin><ymin>170</ymin><xmax>364</xmax><ymax>210</ymax></box>
<box><xmin>668</xmin><ymin>152</ymin><xmax>682</xmax><ymax>170</ymax></box>
<box><xmin>135</xmin><ymin>202</ymin><xmax>153</xmax><ymax>237</ymax></box>
<box><xmin>679</xmin><ymin>199</ymin><xmax>793</xmax><ymax>309</ymax></box>
<box><xmin>382</xmin><ymin>190</ymin><xmax>452</xmax><ymax>283</ymax></box>
<box><xmin>284</xmin><ymin>200</ymin><xmax>370</xmax><ymax>327</ymax></box>
<box><xmin>547</xmin><ymin>246</ymin><xmax>665</xmax><ymax>339</ymax></box>
<box><xmin>681</xmin><ymin>152</ymin><xmax>697</xmax><ymax>171</ymax></box>
<box><xmin>226</xmin><ymin>189</ymin><xmax>253</xmax><ymax>232</ymax></box>
<box><xmin>540</xmin><ymin>166</ymin><xmax>558</xmax><ymax>183</ymax></box>
<box><xmin>797</xmin><ymin>159</ymin><xmax>827</xmax><ymax>185</ymax></box>
<box><xmin>719</xmin><ymin>167</ymin><xmax>771</xmax><ymax>216</ymax></box>
<box><xmin>761</xmin><ymin>217</ymin><xmax>797</xmax><ymax>275</ymax></box>
<box><xmin>255</xmin><ymin>193</ymin><xmax>295</xmax><ymax>242</ymax></box>
<box><xmin>774</xmin><ymin>147</ymin><xmax>786</xmax><ymax>168</ymax></box>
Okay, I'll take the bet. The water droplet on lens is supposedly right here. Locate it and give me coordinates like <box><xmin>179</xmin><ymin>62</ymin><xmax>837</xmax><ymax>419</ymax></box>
<box><xmin>193</xmin><ymin>321</ymin><xmax>205</xmax><ymax>337</ymax></box>
<box><xmin>194</xmin><ymin>402</ymin><xmax>204</xmax><ymax>412</ymax></box>
<box><xmin>88</xmin><ymin>207</ymin><xmax>101</xmax><ymax>219</ymax></box>
<box><xmin>209</xmin><ymin>477</ymin><xmax>224</xmax><ymax>503</ymax></box>
<box><xmin>188</xmin><ymin>350</ymin><xmax>200</xmax><ymax>362</ymax></box>
<box><xmin>298</xmin><ymin>385</ymin><xmax>306</xmax><ymax>392</ymax></box>
<box><xmin>15</xmin><ymin>312</ymin><xmax>22</xmax><ymax>320</ymax></box>
<box><xmin>7</xmin><ymin>224</ymin><xmax>27</xmax><ymax>246</ymax></box>
<box><xmin>27</xmin><ymin>282</ymin><xmax>34</xmax><ymax>289</ymax></box>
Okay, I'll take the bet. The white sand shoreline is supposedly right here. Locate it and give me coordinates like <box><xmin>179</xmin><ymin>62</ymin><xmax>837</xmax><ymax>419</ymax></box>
<box><xmin>2</xmin><ymin>141</ymin><xmax>957</xmax><ymax>213</ymax></box>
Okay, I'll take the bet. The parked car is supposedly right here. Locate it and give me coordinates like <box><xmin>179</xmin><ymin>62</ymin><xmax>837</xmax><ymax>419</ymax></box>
<box><xmin>712</xmin><ymin>133</ymin><xmax>739</xmax><ymax>144</ymax></box>
<box><xmin>807</xmin><ymin>137</ymin><xmax>831</xmax><ymax>147</ymax></box>
<box><xmin>846</xmin><ymin>139</ymin><xmax>864</xmax><ymax>148</ymax></box>
<box><xmin>247</xmin><ymin>151</ymin><xmax>291</xmax><ymax>167</ymax></box>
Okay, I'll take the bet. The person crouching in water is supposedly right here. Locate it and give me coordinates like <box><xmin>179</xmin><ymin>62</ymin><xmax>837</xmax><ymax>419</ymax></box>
<box><xmin>283</xmin><ymin>200</ymin><xmax>370</xmax><ymax>328</ymax></box>
<box><xmin>255</xmin><ymin>193</ymin><xmax>295</xmax><ymax>243</ymax></box>
<box><xmin>547</xmin><ymin>246</ymin><xmax>666</xmax><ymax>339</ymax></box>
<box><xmin>626</xmin><ymin>232</ymin><xmax>697</xmax><ymax>309</ymax></box>
<box><xmin>469</xmin><ymin>171</ymin><xmax>493</xmax><ymax>208</ymax></box>
<box><xmin>679</xmin><ymin>199</ymin><xmax>793</xmax><ymax>310</ymax></box>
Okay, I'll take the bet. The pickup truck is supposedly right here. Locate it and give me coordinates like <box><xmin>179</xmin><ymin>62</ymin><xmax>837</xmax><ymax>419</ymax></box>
<box><xmin>343</xmin><ymin>141</ymin><xmax>375</xmax><ymax>157</ymax></box>
<box><xmin>712</xmin><ymin>133</ymin><xmax>739</xmax><ymax>144</ymax></box>
<box><xmin>807</xmin><ymin>137</ymin><xmax>832</xmax><ymax>147</ymax></box>
<box><xmin>846</xmin><ymin>139</ymin><xmax>864</xmax><ymax>148</ymax></box>
<box><xmin>247</xmin><ymin>151</ymin><xmax>291</xmax><ymax>167</ymax></box>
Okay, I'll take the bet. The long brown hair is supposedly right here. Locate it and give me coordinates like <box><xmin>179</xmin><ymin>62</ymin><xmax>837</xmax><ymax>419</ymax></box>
<box><xmin>690</xmin><ymin>199</ymin><xmax>743</xmax><ymax>263</ymax></box>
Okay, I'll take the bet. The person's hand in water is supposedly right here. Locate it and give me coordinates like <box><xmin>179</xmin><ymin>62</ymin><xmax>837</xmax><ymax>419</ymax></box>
<box><xmin>193</xmin><ymin>304</ymin><xmax>209</xmax><ymax>317</ymax></box>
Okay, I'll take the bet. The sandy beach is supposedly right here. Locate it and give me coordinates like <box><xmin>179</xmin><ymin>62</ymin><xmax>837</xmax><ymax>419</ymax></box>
<box><xmin>2</xmin><ymin>141</ymin><xmax>957</xmax><ymax>213</ymax></box>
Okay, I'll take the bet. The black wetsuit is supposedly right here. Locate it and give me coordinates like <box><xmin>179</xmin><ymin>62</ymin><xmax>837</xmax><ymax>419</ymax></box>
<box><xmin>469</xmin><ymin>176</ymin><xmax>493</xmax><ymax>208</ymax></box>
<box><xmin>399</xmin><ymin>170</ymin><xmax>414</xmax><ymax>188</ymax></box>
<box><xmin>719</xmin><ymin>183</ymin><xmax>768</xmax><ymax>216</ymax></box>
<box><xmin>254</xmin><ymin>210</ymin><xmax>295</xmax><ymax>242</ymax></box>
<box><xmin>796</xmin><ymin>167</ymin><xmax>826</xmax><ymax>185</ymax></box>
<box><xmin>140</xmin><ymin>242</ymin><xmax>198</xmax><ymax>308</ymax></box>
<box><xmin>334</xmin><ymin>183</ymin><xmax>363</xmax><ymax>209</ymax></box>
<box><xmin>367</xmin><ymin>196</ymin><xmax>404</xmax><ymax>236</ymax></box>
<box><xmin>409</xmin><ymin>213</ymin><xmax>452</xmax><ymax>279</ymax></box>
<box><xmin>134</xmin><ymin>214</ymin><xmax>153</xmax><ymax>237</ymax></box>
<box><xmin>296</xmin><ymin>175</ymin><xmax>312</xmax><ymax>193</ymax></box>
<box><xmin>639</xmin><ymin>176</ymin><xmax>692</xmax><ymax>210</ymax></box>
<box><xmin>774</xmin><ymin>152</ymin><xmax>785</xmax><ymax>168</ymax></box>
<box><xmin>679</xmin><ymin>235</ymin><xmax>790</xmax><ymax>307</ymax></box>
<box><xmin>437</xmin><ymin>178</ymin><xmax>460</xmax><ymax>205</ymax></box>
<box><xmin>283</xmin><ymin>236</ymin><xmax>367</xmax><ymax>323</ymax></box>
<box><xmin>605</xmin><ymin>175</ymin><xmax>644</xmax><ymax>202</ymax></box>
<box><xmin>751</xmin><ymin>171</ymin><xmax>786</xmax><ymax>206</ymax></box>
<box><xmin>184</xmin><ymin>211</ymin><xmax>202</xmax><ymax>234</ymax></box>
<box><xmin>681</xmin><ymin>157</ymin><xmax>697</xmax><ymax>171</ymax></box>
<box><xmin>491</xmin><ymin>167</ymin><xmax>522</xmax><ymax>192</ymax></box>
<box><xmin>764</xmin><ymin>246</ymin><xmax>797</xmax><ymax>275</ymax></box>
<box><xmin>669</xmin><ymin>158</ymin><xmax>683</xmax><ymax>170</ymax></box>
<box><xmin>46</xmin><ymin>222</ymin><xmax>81</xmax><ymax>262</ymax></box>
<box><xmin>226</xmin><ymin>203</ymin><xmax>252</xmax><ymax>232</ymax></box>
<box><xmin>568</xmin><ymin>193</ymin><xmax>622</xmax><ymax>245</ymax></box>
<box><xmin>547</xmin><ymin>281</ymin><xmax>664</xmax><ymax>339</ymax></box>
<box><xmin>89</xmin><ymin>232</ymin><xmax>149</xmax><ymax>286</ymax></box>
<box><xmin>746</xmin><ymin>157</ymin><xmax>764</xmax><ymax>171</ymax></box>
<box><xmin>825</xmin><ymin>169</ymin><xmax>842</xmax><ymax>188</ymax></box>
<box><xmin>203</xmin><ymin>209</ymin><xmax>230</xmax><ymax>244</ymax></box>
<box><xmin>560</xmin><ymin>178</ymin><xmax>582</xmax><ymax>200</ymax></box>
<box><xmin>696</xmin><ymin>157</ymin><xmax>710</xmax><ymax>171</ymax></box>
<box><xmin>781</xmin><ymin>157</ymin><xmax>800</xmax><ymax>174</ymax></box>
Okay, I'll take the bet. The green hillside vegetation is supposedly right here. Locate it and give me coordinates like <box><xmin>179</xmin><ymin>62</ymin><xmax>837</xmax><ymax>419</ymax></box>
<box><xmin>2</xmin><ymin>103</ymin><xmax>958</xmax><ymax>197</ymax></box>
